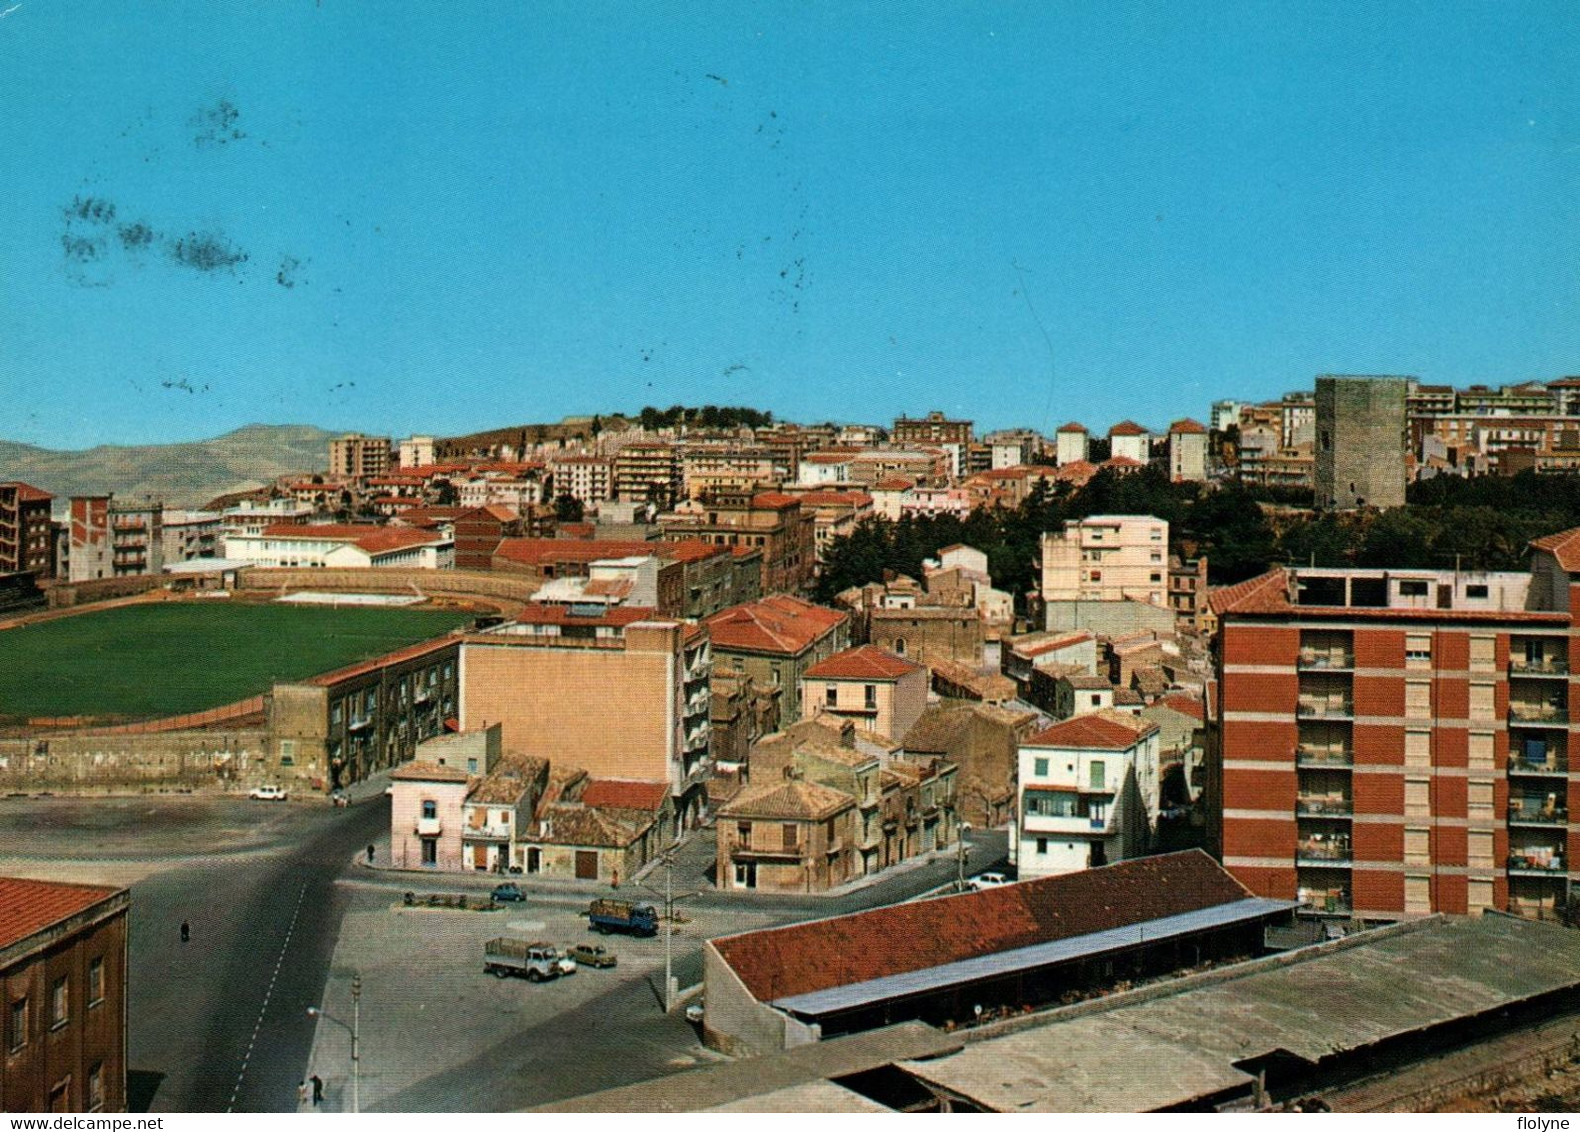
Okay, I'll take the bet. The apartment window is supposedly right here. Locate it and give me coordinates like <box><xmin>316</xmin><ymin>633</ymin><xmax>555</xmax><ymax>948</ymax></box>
<box><xmin>87</xmin><ymin>957</ymin><xmax>104</xmax><ymax>1007</ymax></box>
<box><xmin>1150</xmin><ymin>552</ymin><xmax>1163</xmax><ymax>564</ymax></box>
<box><xmin>1035</xmin><ymin>837</ymin><xmax>1049</xmax><ymax>855</ymax></box>
<box><xmin>1399</xmin><ymin>580</ymin><xmax>1429</xmax><ymax>598</ymax></box>
<box><xmin>1404</xmin><ymin>873</ymin><xmax>1432</xmax><ymax>913</ymax></box>
<box><xmin>1404</xmin><ymin>680</ymin><xmax>1432</xmax><ymax>720</ymax></box>
<box><xmin>1150</xmin><ymin>572</ymin><xmax>1162</xmax><ymax>583</ymax></box>
<box><xmin>1467</xmin><ymin>877</ymin><xmax>1495</xmax><ymax>914</ymax></box>
<box><xmin>1467</xmin><ymin>779</ymin><xmax>1494</xmax><ymax>820</ymax></box>
<box><xmin>893</xmin><ymin>637</ymin><xmax>906</xmax><ymax>656</ymax></box>
<box><xmin>9</xmin><ymin>999</ymin><xmax>26</xmax><ymax>1052</ymax></box>
<box><xmin>1469</xmin><ymin>635</ymin><xmax>1496</xmax><ymax>673</ymax></box>
<box><xmin>50</xmin><ymin>977</ymin><xmax>67</xmax><ymax>1030</ymax></box>
<box><xmin>421</xmin><ymin>800</ymin><xmax>437</xmax><ymax>820</ymax></box>
<box><xmin>1468</xmin><ymin>829</ymin><xmax>1495</xmax><ymax>868</ymax></box>
<box><xmin>1404</xmin><ymin>730</ymin><xmax>1431</xmax><ymax>769</ymax></box>
<box><xmin>1405</xmin><ymin>634</ymin><xmax>1432</xmax><ymax>668</ymax></box>
<box><xmin>1088</xmin><ymin>570</ymin><xmax>1102</xmax><ymax>582</ymax></box>
<box><xmin>864</xmin><ymin>684</ymin><xmax>877</xmax><ymax>710</ymax></box>
<box><xmin>278</xmin><ymin>739</ymin><xmax>296</xmax><ymax>767</ymax></box>
<box><xmin>781</xmin><ymin>823</ymin><xmax>799</xmax><ymax>850</ymax></box>
<box><xmin>1468</xmin><ymin>682</ymin><xmax>1495</xmax><ymax>722</ymax></box>
<box><xmin>87</xmin><ymin>1063</ymin><xmax>104</xmax><ymax>1112</ymax></box>
<box><xmin>1089</xmin><ymin>761</ymin><xmax>1106</xmax><ymax>790</ymax></box>
<box><xmin>1033</xmin><ymin>757</ymin><xmax>1049</xmax><ymax>777</ymax></box>
<box><xmin>330</xmin><ymin>704</ymin><xmax>342</xmax><ymax>726</ymax></box>
<box><xmin>1404</xmin><ymin>776</ymin><xmax>1431</xmax><ymax>818</ymax></box>
<box><xmin>1149</xmin><ymin>529</ymin><xmax>1162</xmax><ymax>541</ymax></box>
<box><xmin>1468</xmin><ymin>731</ymin><xmax>1495</xmax><ymax>771</ymax></box>
<box><xmin>736</xmin><ymin>822</ymin><xmax>751</xmax><ymax>847</ymax></box>
<box><xmin>1090</xmin><ymin>694</ymin><xmax>1102</xmax><ymax>707</ymax></box>
<box><xmin>1404</xmin><ymin>827</ymin><xmax>1430</xmax><ymax>866</ymax></box>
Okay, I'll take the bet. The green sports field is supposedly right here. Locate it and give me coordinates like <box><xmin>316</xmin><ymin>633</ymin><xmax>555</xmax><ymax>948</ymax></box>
<box><xmin>0</xmin><ymin>602</ymin><xmax>471</xmax><ymax>722</ymax></box>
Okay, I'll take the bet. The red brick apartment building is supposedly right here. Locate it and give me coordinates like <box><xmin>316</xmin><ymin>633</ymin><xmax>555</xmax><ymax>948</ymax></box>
<box><xmin>1208</xmin><ymin>528</ymin><xmax>1580</xmax><ymax>921</ymax></box>
<box><xmin>1</xmin><ymin>879</ymin><xmax>129</xmax><ymax>1113</ymax></box>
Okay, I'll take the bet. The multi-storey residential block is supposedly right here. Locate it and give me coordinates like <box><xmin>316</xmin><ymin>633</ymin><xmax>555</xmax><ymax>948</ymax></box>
<box><xmin>159</xmin><ymin>509</ymin><xmax>221</xmax><ymax>565</ymax></box>
<box><xmin>1168</xmin><ymin>554</ymin><xmax>1211</xmax><ymax>633</ymax></box>
<box><xmin>658</xmin><ymin>490</ymin><xmax>816</xmax><ymax>596</ymax></box>
<box><xmin>459</xmin><ymin>608</ymin><xmax>714</xmax><ymax>826</ymax></box>
<box><xmin>781</xmin><ymin>488</ymin><xmax>873</xmax><ymax>567</ymax></box>
<box><xmin>1166</xmin><ymin>419</ymin><xmax>1209</xmax><ymax>483</ymax></box>
<box><xmin>0</xmin><ymin>878</ymin><xmax>129</xmax><ymax>1113</ymax></box>
<box><xmin>892</xmin><ymin>410</ymin><xmax>972</xmax><ymax>448</ymax></box>
<box><xmin>1315</xmin><ymin>375</ymin><xmax>1408</xmax><ymax>510</ymax></box>
<box><xmin>0</xmin><ymin>482</ymin><xmax>54</xmax><ymax>577</ymax></box>
<box><xmin>1012</xmin><ymin>710</ymin><xmax>1160</xmax><ymax>879</ymax></box>
<box><xmin>397</xmin><ymin>435</ymin><xmax>437</xmax><ymax>468</ymax></box>
<box><xmin>68</xmin><ymin>496</ymin><xmax>164</xmax><ymax>582</ymax></box>
<box><xmin>706</xmin><ymin>595</ymin><xmax>849</xmax><ymax>722</ymax></box>
<box><xmin>613</xmin><ymin>441</ymin><xmax>683</xmax><ymax>509</ymax></box>
<box><xmin>801</xmin><ymin>645</ymin><xmax>927</xmax><ymax>742</ymax></box>
<box><xmin>1040</xmin><ymin>515</ymin><xmax>1169</xmax><ymax>607</ymax></box>
<box><xmin>1107</xmin><ymin>420</ymin><xmax>1151</xmax><ymax>464</ymax></box>
<box><xmin>1055</xmin><ymin>421</ymin><xmax>1089</xmax><ymax>466</ymax></box>
<box><xmin>682</xmin><ymin>447</ymin><xmax>778</xmax><ymax>500</ymax></box>
<box><xmin>329</xmin><ymin>433</ymin><xmax>392</xmax><ymax>479</ymax></box>
<box><xmin>1208</xmin><ymin>531</ymin><xmax>1580</xmax><ymax>921</ymax></box>
<box><xmin>545</xmin><ymin>454</ymin><xmax>615</xmax><ymax>506</ymax></box>
<box><xmin>1209</xmin><ymin>400</ymin><xmax>1243</xmax><ymax>433</ymax></box>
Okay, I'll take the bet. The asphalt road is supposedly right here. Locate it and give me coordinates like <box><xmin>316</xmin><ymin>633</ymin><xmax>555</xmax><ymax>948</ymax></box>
<box><xmin>125</xmin><ymin>800</ymin><xmax>389</xmax><ymax>1113</ymax></box>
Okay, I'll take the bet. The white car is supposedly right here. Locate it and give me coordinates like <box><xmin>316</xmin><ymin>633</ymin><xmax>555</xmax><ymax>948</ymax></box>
<box><xmin>684</xmin><ymin>1001</ymin><xmax>705</xmax><ymax>1025</ymax></box>
<box><xmin>967</xmin><ymin>872</ymin><xmax>1010</xmax><ymax>891</ymax></box>
<box><xmin>248</xmin><ymin>784</ymin><xmax>288</xmax><ymax>802</ymax></box>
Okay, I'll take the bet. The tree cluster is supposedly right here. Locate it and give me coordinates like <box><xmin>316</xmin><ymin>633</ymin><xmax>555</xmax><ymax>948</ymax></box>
<box><xmin>634</xmin><ymin>405</ymin><xmax>773</xmax><ymax>432</ymax></box>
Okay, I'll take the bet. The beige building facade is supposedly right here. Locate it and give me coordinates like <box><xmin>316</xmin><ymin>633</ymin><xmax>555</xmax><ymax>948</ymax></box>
<box><xmin>1040</xmin><ymin>514</ymin><xmax>1169</xmax><ymax>608</ymax></box>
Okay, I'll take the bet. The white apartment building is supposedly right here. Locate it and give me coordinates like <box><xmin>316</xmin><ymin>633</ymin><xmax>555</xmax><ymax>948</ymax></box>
<box><xmin>225</xmin><ymin>523</ymin><xmax>453</xmax><ymax>569</ymax></box>
<box><xmin>1167</xmin><ymin>420</ymin><xmax>1209</xmax><ymax>483</ymax></box>
<box><xmin>1039</xmin><ymin>514</ymin><xmax>1169</xmax><ymax>607</ymax></box>
<box><xmin>1055</xmin><ymin>423</ymin><xmax>1089</xmax><ymax>467</ymax></box>
<box><xmin>1107</xmin><ymin>421</ymin><xmax>1152</xmax><ymax>464</ymax></box>
<box><xmin>398</xmin><ymin>436</ymin><xmax>437</xmax><ymax>468</ymax></box>
<box><xmin>546</xmin><ymin>455</ymin><xmax>615</xmax><ymax>505</ymax></box>
<box><xmin>1011</xmin><ymin>710</ymin><xmax>1159</xmax><ymax>879</ymax></box>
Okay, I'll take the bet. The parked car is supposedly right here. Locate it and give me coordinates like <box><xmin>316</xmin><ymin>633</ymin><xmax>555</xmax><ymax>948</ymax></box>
<box><xmin>967</xmin><ymin>871</ymin><xmax>1010</xmax><ymax>891</ymax></box>
<box><xmin>491</xmin><ymin>882</ymin><xmax>526</xmax><ymax>903</ymax></box>
<box><xmin>248</xmin><ymin>784</ymin><xmax>288</xmax><ymax>802</ymax></box>
<box><xmin>552</xmin><ymin>948</ymin><xmax>578</xmax><ymax>976</ymax></box>
<box><xmin>568</xmin><ymin>943</ymin><xmax>617</xmax><ymax>969</ymax></box>
<box><xmin>684</xmin><ymin>1000</ymin><xmax>705</xmax><ymax>1025</ymax></box>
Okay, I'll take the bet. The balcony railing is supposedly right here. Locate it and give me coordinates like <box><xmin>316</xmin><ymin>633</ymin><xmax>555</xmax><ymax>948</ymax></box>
<box><xmin>1022</xmin><ymin>812</ymin><xmax>1109</xmax><ymax>836</ymax></box>
<box><xmin>416</xmin><ymin>817</ymin><xmax>442</xmax><ymax>836</ymax></box>
<box><xmin>1508</xmin><ymin>802</ymin><xmax>1569</xmax><ymax>826</ymax></box>
<box><xmin>1297</xmin><ymin>888</ymin><xmax>1352</xmax><ymax>915</ymax></box>
<box><xmin>1508</xmin><ymin>755</ymin><xmax>1568</xmax><ymax>777</ymax></box>
<box><xmin>1295</xmin><ymin>747</ymin><xmax>1354</xmax><ymax>767</ymax></box>
<box><xmin>463</xmin><ymin>823</ymin><xmax>512</xmax><ymax>841</ymax></box>
<box><xmin>1296</xmin><ymin>797</ymin><xmax>1353</xmax><ymax>817</ymax></box>
<box><xmin>1297</xmin><ymin>651</ymin><xmax>1354</xmax><ymax>671</ymax></box>
<box><xmin>1297</xmin><ymin>701</ymin><xmax>1354</xmax><ymax>720</ymax></box>
<box><xmin>1509</xmin><ymin>657</ymin><xmax>1569</xmax><ymax>676</ymax></box>
<box><xmin>1507</xmin><ymin>853</ymin><xmax>1566</xmax><ymax>873</ymax></box>
<box><xmin>1296</xmin><ymin>839</ymin><xmax>1352</xmax><ymax>864</ymax></box>
<box><xmin>1509</xmin><ymin>703</ymin><xmax>1567</xmax><ymax>725</ymax></box>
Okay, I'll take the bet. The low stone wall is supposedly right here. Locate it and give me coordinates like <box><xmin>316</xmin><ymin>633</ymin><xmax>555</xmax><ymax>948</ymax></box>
<box><xmin>47</xmin><ymin>575</ymin><xmax>164</xmax><ymax>608</ymax></box>
<box><xmin>238</xmin><ymin>567</ymin><xmax>536</xmax><ymax>607</ymax></box>
<box><xmin>0</xmin><ymin>727</ymin><xmax>286</xmax><ymax>794</ymax></box>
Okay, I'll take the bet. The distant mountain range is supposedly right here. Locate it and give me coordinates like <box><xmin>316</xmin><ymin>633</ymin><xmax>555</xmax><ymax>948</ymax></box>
<box><xmin>0</xmin><ymin>424</ymin><xmax>338</xmax><ymax>509</ymax></box>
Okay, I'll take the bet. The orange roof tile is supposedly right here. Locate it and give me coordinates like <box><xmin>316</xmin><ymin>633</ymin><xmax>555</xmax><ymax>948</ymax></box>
<box><xmin>712</xmin><ymin>850</ymin><xmax>1249</xmax><ymax>1003</ymax></box>
<box><xmin>1108</xmin><ymin>420</ymin><xmax>1149</xmax><ymax>436</ymax></box>
<box><xmin>718</xmin><ymin>778</ymin><xmax>854</xmax><ymax>821</ymax></box>
<box><xmin>1159</xmin><ymin>693</ymin><xmax>1206</xmax><ymax>722</ymax></box>
<box><xmin>1531</xmin><ymin>526</ymin><xmax>1580</xmax><ymax>572</ymax></box>
<box><xmin>1102</xmin><ymin>455</ymin><xmax>1146</xmax><ymax>468</ymax></box>
<box><xmin>2</xmin><ymin>482</ymin><xmax>53</xmax><ymax>502</ymax></box>
<box><xmin>353</xmin><ymin>528</ymin><xmax>447</xmax><ymax>554</ymax></box>
<box><xmin>1056</xmin><ymin>421</ymin><xmax>1088</xmax><ymax>433</ymax></box>
<box><xmin>1025</xmin><ymin>711</ymin><xmax>1157</xmax><ymax>749</ymax></box>
<box><xmin>706</xmin><ymin>596</ymin><xmax>847</xmax><ymax>656</ymax></box>
<box><xmin>0</xmin><ymin>877</ymin><xmax>124</xmax><ymax>951</ymax></box>
<box><xmin>493</xmin><ymin>538</ymin><xmax>663</xmax><ymax>566</ymax></box>
<box><xmin>581</xmin><ymin>779</ymin><xmax>671</xmax><ymax>812</ymax></box>
<box><xmin>1207</xmin><ymin>568</ymin><xmax>1293</xmax><ymax>616</ymax></box>
<box><xmin>749</xmin><ymin>491</ymin><xmax>802</xmax><ymax>510</ymax></box>
<box><xmin>804</xmin><ymin>644</ymin><xmax>921</xmax><ymax>681</ymax></box>
<box><xmin>1168</xmin><ymin>418</ymin><xmax>1208</xmax><ymax>434</ymax></box>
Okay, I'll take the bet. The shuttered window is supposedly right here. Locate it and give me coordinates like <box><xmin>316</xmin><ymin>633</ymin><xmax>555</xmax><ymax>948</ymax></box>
<box><xmin>1469</xmin><ymin>636</ymin><xmax>1496</xmax><ymax>673</ymax></box>
<box><xmin>1468</xmin><ymin>829</ymin><xmax>1495</xmax><ymax>868</ymax></box>
<box><xmin>1467</xmin><ymin>731</ymin><xmax>1495</xmax><ymax>771</ymax></box>
<box><xmin>1404</xmin><ymin>873</ymin><xmax>1432</xmax><ymax>913</ymax></box>
<box><xmin>1404</xmin><ymin>827</ymin><xmax>1430</xmax><ymax>865</ymax></box>
<box><xmin>1469</xmin><ymin>683</ymin><xmax>1496</xmax><ymax>722</ymax></box>
<box><xmin>1468</xmin><ymin>779</ymin><xmax>1495</xmax><ymax>820</ymax></box>
<box><xmin>1467</xmin><ymin>878</ymin><xmax>1495</xmax><ymax>914</ymax></box>
<box><xmin>1405</xmin><ymin>681</ymin><xmax>1432</xmax><ymax>719</ymax></box>
<box><xmin>1405</xmin><ymin>730</ymin><xmax>1431</xmax><ymax>768</ymax></box>
<box><xmin>1405</xmin><ymin>777</ymin><xmax>1431</xmax><ymax>817</ymax></box>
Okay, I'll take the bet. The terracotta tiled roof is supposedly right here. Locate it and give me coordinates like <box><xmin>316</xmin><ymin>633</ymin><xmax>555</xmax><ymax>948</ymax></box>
<box><xmin>706</xmin><ymin>596</ymin><xmax>848</xmax><ymax>656</ymax></box>
<box><xmin>1159</xmin><ymin>693</ymin><xmax>1205</xmax><ymax>722</ymax></box>
<box><xmin>1056</xmin><ymin>421</ymin><xmax>1088</xmax><ymax>433</ymax></box>
<box><xmin>308</xmin><ymin>637</ymin><xmax>457</xmax><ymax>688</ymax></box>
<box><xmin>804</xmin><ymin>645</ymin><xmax>922</xmax><ymax>681</ymax></box>
<box><xmin>2</xmin><ymin>482</ymin><xmax>53</xmax><ymax>502</ymax></box>
<box><xmin>713</xmin><ymin>850</ymin><xmax>1250</xmax><ymax>1003</ymax></box>
<box><xmin>1207</xmin><ymin>568</ymin><xmax>1293</xmax><ymax>616</ymax></box>
<box><xmin>493</xmin><ymin>538</ymin><xmax>664</xmax><ymax>566</ymax></box>
<box><xmin>1101</xmin><ymin>455</ymin><xmax>1145</xmax><ymax>469</ymax></box>
<box><xmin>353</xmin><ymin>528</ymin><xmax>447</xmax><ymax>554</ymax></box>
<box><xmin>750</xmin><ymin>491</ymin><xmax>802</xmax><ymax>510</ymax></box>
<box><xmin>531</xmin><ymin>805</ymin><xmax>645</xmax><ymax>847</ymax></box>
<box><xmin>1168</xmin><ymin>418</ymin><xmax>1208</xmax><ymax>435</ymax></box>
<box><xmin>1051</xmin><ymin>460</ymin><xmax>1099</xmax><ymax>482</ymax></box>
<box><xmin>794</xmin><ymin>490</ymin><xmax>873</xmax><ymax>507</ymax></box>
<box><xmin>390</xmin><ymin>760</ymin><xmax>472</xmax><ymax>783</ymax></box>
<box><xmin>1530</xmin><ymin>526</ymin><xmax>1580</xmax><ymax>572</ymax></box>
<box><xmin>1108</xmin><ymin>420</ymin><xmax>1148</xmax><ymax>436</ymax></box>
<box><xmin>581</xmin><ymin>779</ymin><xmax>670</xmax><ymax>812</ymax></box>
<box><xmin>719</xmin><ymin>778</ymin><xmax>854</xmax><ymax>821</ymax></box>
<box><xmin>1025</xmin><ymin>711</ymin><xmax>1157</xmax><ymax>750</ymax></box>
<box><xmin>871</xmin><ymin>477</ymin><xmax>917</xmax><ymax>491</ymax></box>
<box><xmin>467</xmin><ymin>756</ymin><xmax>547</xmax><ymax>804</ymax></box>
<box><xmin>0</xmin><ymin>878</ymin><xmax>123</xmax><ymax>951</ymax></box>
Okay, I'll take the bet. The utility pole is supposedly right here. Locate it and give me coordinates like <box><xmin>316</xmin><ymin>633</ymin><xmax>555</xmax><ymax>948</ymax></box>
<box><xmin>956</xmin><ymin>821</ymin><xmax>972</xmax><ymax>892</ymax></box>
<box><xmin>350</xmin><ymin>972</ymin><xmax>361</xmax><ymax>1116</ymax></box>
<box><xmin>663</xmin><ymin>853</ymin><xmax>675</xmax><ymax>1013</ymax></box>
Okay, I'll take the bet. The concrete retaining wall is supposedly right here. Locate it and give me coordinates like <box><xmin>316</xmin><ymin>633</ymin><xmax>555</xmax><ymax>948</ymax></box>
<box><xmin>0</xmin><ymin>726</ymin><xmax>283</xmax><ymax>794</ymax></box>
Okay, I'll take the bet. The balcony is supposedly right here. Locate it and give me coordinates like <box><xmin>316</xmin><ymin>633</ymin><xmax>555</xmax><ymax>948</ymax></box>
<box><xmin>1296</xmin><ymin>836</ymin><xmax>1352</xmax><ymax>865</ymax></box>
<box><xmin>1022</xmin><ymin>812</ymin><xmax>1110</xmax><ymax>836</ymax></box>
<box><xmin>1297</xmin><ymin>649</ymin><xmax>1354</xmax><ymax>672</ymax></box>
<box><xmin>1296</xmin><ymin>795</ymin><xmax>1352</xmax><ymax>818</ymax></box>
<box><xmin>1507</xmin><ymin>851</ymin><xmax>1566</xmax><ymax>874</ymax></box>
<box><xmin>1508</xmin><ymin>753</ymin><xmax>1568</xmax><ymax>778</ymax></box>
<box><xmin>1296</xmin><ymin>700</ymin><xmax>1354</xmax><ymax>721</ymax></box>
<box><xmin>1297</xmin><ymin>886</ymin><xmax>1352</xmax><ymax>915</ymax></box>
<box><xmin>1508</xmin><ymin>799</ymin><xmax>1568</xmax><ymax>826</ymax></box>
<box><xmin>684</xmin><ymin>725</ymin><xmax>710</xmax><ymax>753</ymax></box>
<box><xmin>1295</xmin><ymin>747</ymin><xmax>1353</xmax><ymax>768</ymax></box>
<box><xmin>416</xmin><ymin>816</ymin><xmax>442</xmax><ymax>836</ymax></box>
<box><xmin>348</xmin><ymin>714</ymin><xmax>375</xmax><ymax>732</ymax></box>
<box><xmin>463</xmin><ymin>823</ymin><xmax>512</xmax><ymax>842</ymax></box>
<box><xmin>1509</xmin><ymin>702</ymin><xmax>1567</xmax><ymax>726</ymax></box>
<box><xmin>1509</xmin><ymin>656</ymin><xmax>1568</xmax><ymax>677</ymax></box>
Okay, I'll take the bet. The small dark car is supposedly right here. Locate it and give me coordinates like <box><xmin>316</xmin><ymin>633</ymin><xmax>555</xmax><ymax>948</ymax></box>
<box><xmin>491</xmin><ymin>883</ymin><xmax>526</xmax><ymax>903</ymax></box>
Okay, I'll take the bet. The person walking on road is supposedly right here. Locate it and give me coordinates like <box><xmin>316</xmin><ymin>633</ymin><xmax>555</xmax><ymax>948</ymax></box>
<box><xmin>366</xmin><ymin>843</ymin><xmax>375</xmax><ymax>866</ymax></box>
<box><xmin>310</xmin><ymin>1075</ymin><xmax>323</xmax><ymax>1106</ymax></box>
<box><xmin>297</xmin><ymin>1081</ymin><xmax>309</xmax><ymax>1108</ymax></box>
<box><xmin>180</xmin><ymin>920</ymin><xmax>190</xmax><ymax>943</ymax></box>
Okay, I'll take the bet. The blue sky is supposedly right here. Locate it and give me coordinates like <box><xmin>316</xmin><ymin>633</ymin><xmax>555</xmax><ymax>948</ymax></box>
<box><xmin>3</xmin><ymin>1</ymin><xmax>1579</xmax><ymax>448</ymax></box>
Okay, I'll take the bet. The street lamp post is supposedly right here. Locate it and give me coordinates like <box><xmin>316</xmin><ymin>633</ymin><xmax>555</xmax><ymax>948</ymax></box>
<box><xmin>956</xmin><ymin>821</ymin><xmax>973</xmax><ymax>892</ymax></box>
<box><xmin>638</xmin><ymin>848</ymin><xmax>700</xmax><ymax>1014</ymax></box>
<box><xmin>307</xmin><ymin>971</ymin><xmax>361</xmax><ymax>1114</ymax></box>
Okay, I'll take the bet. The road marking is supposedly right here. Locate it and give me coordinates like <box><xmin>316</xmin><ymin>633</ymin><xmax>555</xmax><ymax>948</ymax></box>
<box><xmin>227</xmin><ymin>882</ymin><xmax>309</xmax><ymax>1113</ymax></box>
